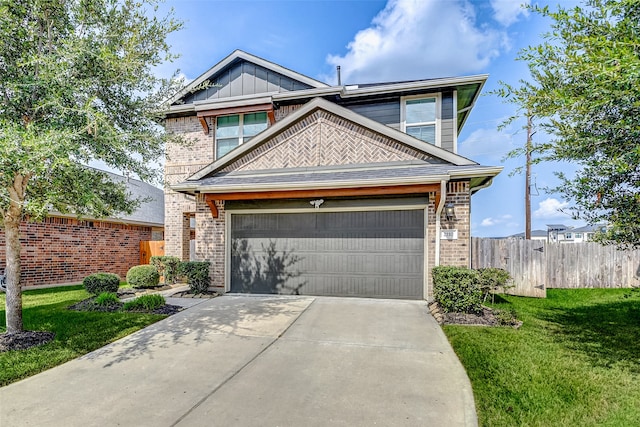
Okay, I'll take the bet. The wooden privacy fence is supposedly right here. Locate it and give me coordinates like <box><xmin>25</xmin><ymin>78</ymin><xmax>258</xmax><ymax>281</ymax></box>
<box><xmin>140</xmin><ymin>240</ymin><xmax>165</xmax><ymax>265</ymax></box>
<box><xmin>472</xmin><ymin>238</ymin><xmax>640</xmax><ymax>297</ymax></box>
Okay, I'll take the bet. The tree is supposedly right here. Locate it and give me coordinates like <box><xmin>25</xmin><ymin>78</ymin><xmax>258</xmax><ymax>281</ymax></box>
<box><xmin>496</xmin><ymin>0</ymin><xmax>640</xmax><ymax>247</ymax></box>
<box><xmin>0</xmin><ymin>0</ymin><xmax>183</xmax><ymax>333</ymax></box>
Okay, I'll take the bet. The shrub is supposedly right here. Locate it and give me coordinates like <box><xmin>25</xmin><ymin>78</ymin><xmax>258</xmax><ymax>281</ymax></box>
<box><xmin>94</xmin><ymin>292</ymin><xmax>120</xmax><ymax>306</ymax></box>
<box><xmin>494</xmin><ymin>307</ymin><xmax>519</xmax><ymax>326</ymax></box>
<box><xmin>432</xmin><ymin>266</ymin><xmax>482</xmax><ymax>314</ymax></box>
<box><xmin>126</xmin><ymin>265</ymin><xmax>160</xmax><ymax>288</ymax></box>
<box><xmin>150</xmin><ymin>256</ymin><xmax>181</xmax><ymax>285</ymax></box>
<box><xmin>477</xmin><ymin>268</ymin><xmax>513</xmax><ymax>303</ymax></box>
<box><xmin>123</xmin><ymin>294</ymin><xmax>165</xmax><ymax>311</ymax></box>
<box><xmin>83</xmin><ymin>272</ymin><xmax>120</xmax><ymax>295</ymax></box>
<box><xmin>178</xmin><ymin>261</ymin><xmax>211</xmax><ymax>294</ymax></box>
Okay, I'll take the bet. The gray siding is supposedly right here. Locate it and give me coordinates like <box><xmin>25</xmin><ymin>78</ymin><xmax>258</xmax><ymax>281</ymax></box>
<box><xmin>344</xmin><ymin>101</ymin><xmax>401</xmax><ymax>130</ymax></box>
<box><xmin>182</xmin><ymin>60</ymin><xmax>313</xmax><ymax>104</ymax></box>
<box><xmin>342</xmin><ymin>94</ymin><xmax>456</xmax><ymax>153</ymax></box>
<box><xmin>441</xmin><ymin>92</ymin><xmax>455</xmax><ymax>152</ymax></box>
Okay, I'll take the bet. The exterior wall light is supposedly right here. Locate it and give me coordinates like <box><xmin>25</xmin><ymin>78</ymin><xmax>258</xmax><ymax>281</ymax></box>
<box><xmin>444</xmin><ymin>203</ymin><xmax>455</xmax><ymax>221</ymax></box>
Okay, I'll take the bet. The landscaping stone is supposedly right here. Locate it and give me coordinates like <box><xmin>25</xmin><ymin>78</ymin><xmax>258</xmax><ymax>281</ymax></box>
<box><xmin>169</xmin><ymin>290</ymin><xmax>219</xmax><ymax>299</ymax></box>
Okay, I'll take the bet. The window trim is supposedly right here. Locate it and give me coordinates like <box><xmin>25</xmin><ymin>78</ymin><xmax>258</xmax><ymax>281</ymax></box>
<box><xmin>401</xmin><ymin>93</ymin><xmax>441</xmax><ymax>147</ymax></box>
<box><xmin>215</xmin><ymin>111</ymin><xmax>268</xmax><ymax>159</ymax></box>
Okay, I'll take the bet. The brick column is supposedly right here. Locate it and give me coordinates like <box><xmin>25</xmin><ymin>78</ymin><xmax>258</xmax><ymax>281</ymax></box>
<box><xmin>196</xmin><ymin>196</ymin><xmax>225</xmax><ymax>292</ymax></box>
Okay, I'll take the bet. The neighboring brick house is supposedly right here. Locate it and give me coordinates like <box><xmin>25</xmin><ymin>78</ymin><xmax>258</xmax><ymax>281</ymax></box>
<box><xmin>164</xmin><ymin>50</ymin><xmax>502</xmax><ymax>299</ymax></box>
<box><xmin>0</xmin><ymin>172</ymin><xmax>164</xmax><ymax>287</ymax></box>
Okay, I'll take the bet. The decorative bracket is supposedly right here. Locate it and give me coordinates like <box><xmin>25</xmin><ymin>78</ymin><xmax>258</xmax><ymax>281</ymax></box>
<box><xmin>205</xmin><ymin>195</ymin><xmax>218</xmax><ymax>218</ymax></box>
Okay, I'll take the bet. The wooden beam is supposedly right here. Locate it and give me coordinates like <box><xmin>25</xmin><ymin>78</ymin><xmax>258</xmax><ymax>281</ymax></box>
<box><xmin>205</xmin><ymin>197</ymin><xmax>218</xmax><ymax>218</ymax></box>
<box><xmin>198</xmin><ymin>117</ymin><xmax>209</xmax><ymax>135</ymax></box>
<box><xmin>204</xmin><ymin>183</ymin><xmax>439</xmax><ymax>204</ymax></box>
<box><xmin>196</xmin><ymin>103</ymin><xmax>273</xmax><ymax>119</ymax></box>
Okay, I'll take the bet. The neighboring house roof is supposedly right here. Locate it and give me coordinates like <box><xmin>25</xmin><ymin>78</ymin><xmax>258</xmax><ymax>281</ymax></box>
<box><xmin>508</xmin><ymin>230</ymin><xmax>548</xmax><ymax>239</ymax></box>
<box><xmin>547</xmin><ymin>224</ymin><xmax>571</xmax><ymax>231</ymax></box>
<box><xmin>106</xmin><ymin>172</ymin><xmax>164</xmax><ymax>227</ymax></box>
<box><xmin>53</xmin><ymin>171</ymin><xmax>165</xmax><ymax>227</ymax></box>
<box><xmin>572</xmin><ymin>224</ymin><xmax>606</xmax><ymax>233</ymax></box>
<box><xmin>173</xmin><ymin>97</ymin><xmax>502</xmax><ymax>194</ymax></box>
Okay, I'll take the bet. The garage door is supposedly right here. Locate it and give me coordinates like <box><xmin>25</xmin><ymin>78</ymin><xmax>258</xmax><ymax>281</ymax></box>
<box><xmin>230</xmin><ymin>209</ymin><xmax>424</xmax><ymax>299</ymax></box>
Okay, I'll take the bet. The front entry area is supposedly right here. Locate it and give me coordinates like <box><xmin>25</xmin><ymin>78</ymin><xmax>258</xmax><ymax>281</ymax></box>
<box><xmin>230</xmin><ymin>209</ymin><xmax>425</xmax><ymax>299</ymax></box>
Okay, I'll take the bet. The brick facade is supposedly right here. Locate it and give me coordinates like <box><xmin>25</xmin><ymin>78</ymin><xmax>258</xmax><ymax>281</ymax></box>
<box><xmin>424</xmin><ymin>180</ymin><xmax>471</xmax><ymax>296</ymax></box>
<box><xmin>439</xmin><ymin>181</ymin><xmax>471</xmax><ymax>267</ymax></box>
<box><xmin>164</xmin><ymin>116</ymin><xmax>214</xmax><ymax>260</ymax></box>
<box><xmin>0</xmin><ymin>216</ymin><xmax>151</xmax><ymax>287</ymax></box>
<box><xmin>164</xmin><ymin>107</ymin><xmax>472</xmax><ymax>298</ymax></box>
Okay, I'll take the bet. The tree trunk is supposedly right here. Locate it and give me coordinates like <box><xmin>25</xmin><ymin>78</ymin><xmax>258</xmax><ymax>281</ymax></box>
<box><xmin>4</xmin><ymin>216</ymin><xmax>23</xmax><ymax>333</ymax></box>
<box><xmin>4</xmin><ymin>174</ymin><xmax>27</xmax><ymax>333</ymax></box>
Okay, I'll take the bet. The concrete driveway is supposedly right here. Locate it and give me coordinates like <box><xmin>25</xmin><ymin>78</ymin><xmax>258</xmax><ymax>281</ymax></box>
<box><xmin>0</xmin><ymin>295</ymin><xmax>477</xmax><ymax>426</ymax></box>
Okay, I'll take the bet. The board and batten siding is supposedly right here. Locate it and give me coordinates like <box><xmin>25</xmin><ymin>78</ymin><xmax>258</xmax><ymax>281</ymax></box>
<box><xmin>440</xmin><ymin>92</ymin><xmax>455</xmax><ymax>152</ymax></box>
<box><xmin>182</xmin><ymin>60</ymin><xmax>314</xmax><ymax>104</ymax></box>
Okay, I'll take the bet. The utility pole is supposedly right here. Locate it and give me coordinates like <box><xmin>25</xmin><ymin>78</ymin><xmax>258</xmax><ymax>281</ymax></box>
<box><xmin>525</xmin><ymin>113</ymin><xmax>533</xmax><ymax>240</ymax></box>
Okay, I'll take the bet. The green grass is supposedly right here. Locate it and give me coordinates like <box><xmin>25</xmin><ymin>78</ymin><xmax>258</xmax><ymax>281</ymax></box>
<box><xmin>443</xmin><ymin>288</ymin><xmax>640</xmax><ymax>427</ymax></box>
<box><xmin>0</xmin><ymin>285</ymin><xmax>165</xmax><ymax>386</ymax></box>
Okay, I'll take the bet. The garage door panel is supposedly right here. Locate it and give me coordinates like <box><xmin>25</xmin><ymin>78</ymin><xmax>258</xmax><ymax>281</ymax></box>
<box><xmin>230</xmin><ymin>210</ymin><xmax>424</xmax><ymax>299</ymax></box>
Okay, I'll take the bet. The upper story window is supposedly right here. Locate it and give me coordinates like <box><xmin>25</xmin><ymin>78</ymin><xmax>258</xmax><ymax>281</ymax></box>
<box><xmin>215</xmin><ymin>112</ymin><xmax>268</xmax><ymax>158</ymax></box>
<box><xmin>402</xmin><ymin>95</ymin><xmax>438</xmax><ymax>145</ymax></box>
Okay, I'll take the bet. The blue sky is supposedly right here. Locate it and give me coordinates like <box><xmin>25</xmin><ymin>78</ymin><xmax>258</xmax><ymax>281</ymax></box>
<box><xmin>153</xmin><ymin>0</ymin><xmax>586</xmax><ymax>237</ymax></box>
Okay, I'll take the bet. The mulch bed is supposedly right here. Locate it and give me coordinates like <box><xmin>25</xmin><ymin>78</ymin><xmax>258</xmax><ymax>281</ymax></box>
<box><xmin>68</xmin><ymin>297</ymin><xmax>182</xmax><ymax>316</ymax></box>
<box><xmin>429</xmin><ymin>302</ymin><xmax>522</xmax><ymax>328</ymax></box>
<box><xmin>0</xmin><ymin>331</ymin><xmax>55</xmax><ymax>353</ymax></box>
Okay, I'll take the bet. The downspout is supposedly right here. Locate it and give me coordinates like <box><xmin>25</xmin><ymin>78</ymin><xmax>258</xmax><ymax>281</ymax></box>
<box><xmin>434</xmin><ymin>179</ymin><xmax>448</xmax><ymax>267</ymax></box>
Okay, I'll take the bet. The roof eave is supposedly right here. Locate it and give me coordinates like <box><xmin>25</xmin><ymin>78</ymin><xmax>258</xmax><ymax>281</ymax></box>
<box><xmin>341</xmin><ymin>75</ymin><xmax>489</xmax><ymax>98</ymax></box>
<box><xmin>172</xmin><ymin>174</ymin><xmax>453</xmax><ymax>195</ymax></box>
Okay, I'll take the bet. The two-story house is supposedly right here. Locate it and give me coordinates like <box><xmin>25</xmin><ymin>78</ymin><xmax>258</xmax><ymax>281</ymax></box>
<box><xmin>547</xmin><ymin>224</ymin><xmax>605</xmax><ymax>243</ymax></box>
<box><xmin>163</xmin><ymin>50</ymin><xmax>502</xmax><ymax>299</ymax></box>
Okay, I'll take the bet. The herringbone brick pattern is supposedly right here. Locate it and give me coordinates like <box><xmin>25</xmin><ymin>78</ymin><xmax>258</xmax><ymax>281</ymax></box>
<box><xmin>222</xmin><ymin>110</ymin><xmax>440</xmax><ymax>172</ymax></box>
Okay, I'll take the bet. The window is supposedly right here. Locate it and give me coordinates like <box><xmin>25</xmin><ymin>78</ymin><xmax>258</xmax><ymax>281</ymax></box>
<box><xmin>215</xmin><ymin>112</ymin><xmax>268</xmax><ymax>158</ymax></box>
<box><xmin>565</xmin><ymin>232</ymin><xmax>572</xmax><ymax>239</ymax></box>
<box><xmin>575</xmin><ymin>233</ymin><xmax>582</xmax><ymax>239</ymax></box>
<box><xmin>403</xmin><ymin>96</ymin><xmax>437</xmax><ymax>144</ymax></box>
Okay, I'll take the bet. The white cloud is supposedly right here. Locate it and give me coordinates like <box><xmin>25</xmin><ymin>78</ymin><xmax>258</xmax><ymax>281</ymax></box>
<box><xmin>325</xmin><ymin>0</ymin><xmax>507</xmax><ymax>84</ymax></box>
<box><xmin>490</xmin><ymin>0</ymin><xmax>530</xmax><ymax>26</ymax></box>
<box><xmin>533</xmin><ymin>197</ymin><xmax>570</xmax><ymax>219</ymax></box>
<box><xmin>458</xmin><ymin>127</ymin><xmax>515</xmax><ymax>161</ymax></box>
<box><xmin>481</xmin><ymin>217</ymin><xmax>496</xmax><ymax>226</ymax></box>
<box><xmin>480</xmin><ymin>214</ymin><xmax>513</xmax><ymax>227</ymax></box>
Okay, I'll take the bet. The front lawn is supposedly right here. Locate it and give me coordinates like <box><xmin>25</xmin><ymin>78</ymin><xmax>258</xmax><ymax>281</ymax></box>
<box><xmin>443</xmin><ymin>288</ymin><xmax>640</xmax><ymax>426</ymax></box>
<box><xmin>0</xmin><ymin>285</ymin><xmax>165</xmax><ymax>386</ymax></box>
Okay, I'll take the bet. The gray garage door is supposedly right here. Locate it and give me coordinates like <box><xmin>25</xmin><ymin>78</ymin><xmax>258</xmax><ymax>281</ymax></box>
<box><xmin>230</xmin><ymin>209</ymin><xmax>424</xmax><ymax>299</ymax></box>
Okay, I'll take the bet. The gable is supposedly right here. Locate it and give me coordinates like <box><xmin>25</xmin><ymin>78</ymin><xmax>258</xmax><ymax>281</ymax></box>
<box><xmin>220</xmin><ymin>110</ymin><xmax>446</xmax><ymax>173</ymax></box>
<box><xmin>171</xmin><ymin>50</ymin><xmax>328</xmax><ymax>106</ymax></box>
<box><xmin>180</xmin><ymin>60</ymin><xmax>315</xmax><ymax>105</ymax></box>
<box><xmin>188</xmin><ymin>97</ymin><xmax>477</xmax><ymax>182</ymax></box>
